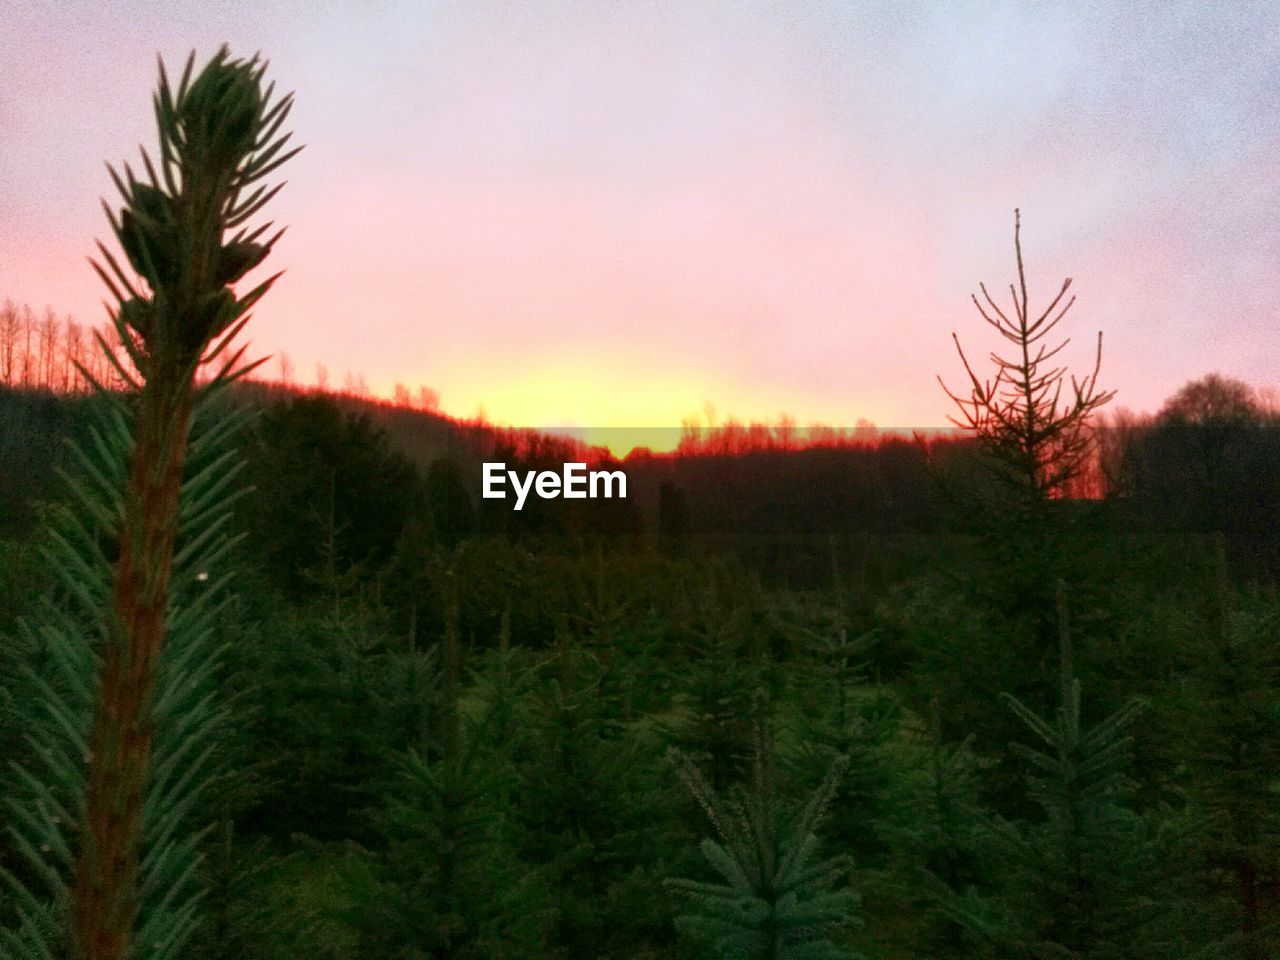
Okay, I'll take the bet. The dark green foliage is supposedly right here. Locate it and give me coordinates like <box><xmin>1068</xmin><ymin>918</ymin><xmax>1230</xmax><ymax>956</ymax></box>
<box><xmin>667</xmin><ymin>730</ymin><xmax>861</xmax><ymax>960</ymax></box>
<box><xmin>515</xmin><ymin>619</ymin><xmax>678</xmax><ymax>958</ymax></box>
<box><xmin>955</xmin><ymin>590</ymin><xmax>1166</xmax><ymax>959</ymax></box>
<box><xmin>242</xmin><ymin>394</ymin><xmax>428</xmax><ymax>599</ymax></box>
<box><xmin>978</xmin><ymin>695</ymin><xmax>1160</xmax><ymax>958</ymax></box>
<box><xmin>0</xmin><ymin>390</ymin><xmax>90</xmax><ymax>537</ymax></box>
<box><xmin>424</xmin><ymin>456</ymin><xmax>477</xmax><ymax>550</ymax></box>
<box><xmin>223</xmin><ymin>608</ymin><xmax>396</xmax><ymax>841</ymax></box>
<box><xmin>662</xmin><ymin>569</ymin><xmax>770</xmax><ymax>791</ymax></box>
<box><xmin>361</xmin><ymin>589</ymin><xmax>551</xmax><ymax>960</ymax></box>
<box><xmin>345</xmin><ymin>735</ymin><xmax>550</xmax><ymax>959</ymax></box>
<box><xmin>1</xmin><ymin>390</ymin><xmax>249</xmax><ymax>958</ymax></box>
<box><xmin>9</xmin><ymin>370</ymin><xmax>1280</xmax><ymax>959</ymax></box>
<box><xmin>887</xmin><ymin>725</ymin><xmax>993</xmax><ymax>956</ymax></box>
<box><xmin>658</xmin><ymin>480</ymin><xmax>692</xmax><ymax>558</ymax></box>
<box><xmin>1173</xmin><ymin>547</ymin><xmax>1280</xmax><ymax>958</ymax></box>
<box><xmin>781</xmin><ymin>608</ymin><xmax>902</xmax><ymax>861</ymax></box>
<box><xmin>188</xmin><ymin>822</ymin><xmax>291</xmax><ymax>960</ymax></box>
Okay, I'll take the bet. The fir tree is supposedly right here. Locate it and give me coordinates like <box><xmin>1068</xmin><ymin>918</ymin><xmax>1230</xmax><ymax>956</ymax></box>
<box><xmin>665</xmin><ymin>572</ymin><xmax>765</xmax><ymax>791</ymax></box>
<box><xmin>782</xmin><ymin>612</ymin><xmax>901</xmax><ymax>870</ymax></box>
<box><xmin>1177</xmin><ymin>542</ymin><xmax>1280</xmax><ymax>958</ymax></box>
<box><xmin>0</xmin><ymin>47</ymin><xmax>296</xmax><ymax>959</ymax></box>
<box><xmin>960</xmin><ymin>584</ymin><xmax>1165</xmax><ymax>959</ymax></box>
<box><xmin>666</xmin><ymin>727</ymin><xmax>861</xmax><ymax>960</ymax></box>
<box><xmin>1</xmin><ymin>361</ymin><xmax>260</xmax><ymax>959</ymax></box>
<box><xmin>345</xmin><ymin>582</ymin><xmax>552</xmax><ymax>959</ymax></box>
<box><xmin>887</xmin><ymin>701</ymin><xmax>993</xmax><ymax>957</ymax></box>
<box><xmin>937</xmin><ymin>209</ymin><xmax>1117</xmax><ymax>713</ymax></box>
<box><xmin>940</xmin><ymin>209</ymin><xmax>1115</xmax><ymax>503</ymax></box>
<box><xmin>516</xmin><ymin>615</ymin><xmax>673</xmax><ymax>959</ymax></box>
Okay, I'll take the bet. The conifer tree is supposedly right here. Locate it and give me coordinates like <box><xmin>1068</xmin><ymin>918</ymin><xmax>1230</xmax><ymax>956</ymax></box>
<box><xmin>666</xmin><ymin>727</ymin><xmax>861</xmax><ymax>960</ymax></box>
<box><xmin>1178</xmin><ymin>542</ymin><xmax>1280</xmax><ymax>958</ymax></box>
<box><xmin>887</xmin><ymin>701</ymin><xmax>992</xmax><ymax>957</ymax></box>
<box><xmin>959</xmin><ymin>585</ymin><xmax>1164</xmax><ymax>958</ymax></box>
<box><xmin>515</xmin><ymin>615</ymin><xmax>674</xmax><ymax>959</ymax></box>
<box><xmin>346</xmin><ymin>581</ymin><xmax>552</xmax><ymax>959</ymax></box>
<box><xmin>665</xmin><ymin>572</ymin><xmax>765</xmax><ymax>790</ymax></box>
<box><xmin>569</xmin><ymin>549</ymin><xmax>629</xmax><ymax>699</ymax></box>
<box><xmin>937</xmin><ymin>210</ymin><xmax>1117</xmax><ymax>730</ymax></box>
<box><xmin>2</xmin><ymin>391</ymin><xmax>256</xmax><ymax>959</ymax></box>
<box><xmin>1</xmin><ymin>47</ymin><xmax>297</xmax><ymax>960</ymax></box>
<box><xmin>940</xmin><ymin>209</ymin><xmax>1115</xmax><ymax>503</ymax></box>
<box><xmin>784</xmin><ymin>614</ymin><xmax>900</xmax><ymax>869</ymax></box>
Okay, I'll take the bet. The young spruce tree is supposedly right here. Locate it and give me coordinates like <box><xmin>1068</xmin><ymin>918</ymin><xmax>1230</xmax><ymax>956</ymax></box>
<box><xmin>939</xmin><ymin>209</ymin><xmax>1114</xmax><ymax>503</ymax></box>
<box><xmin>959</xmin><ymin>585</ymin><xmax>1164</xmax><ymax>959</ymax></box>
<box><xmin>666</xmin><ymin>727</ymin><xmax>861</xmax><ymax>960</ymax></box>
<box><xmin>936</xmin><ymin>209</ymin><xmax>1116</xmax><ymax>756</ymax></box>
<box><xmin>1178</xmin><ymin>542</ymin><xmax>1280</xmax><ymax>958</ymax></box>
<box><xmin>1</xmin><ymin>47</ymin><xmax>297</xmax><ymax>960</ymax></box>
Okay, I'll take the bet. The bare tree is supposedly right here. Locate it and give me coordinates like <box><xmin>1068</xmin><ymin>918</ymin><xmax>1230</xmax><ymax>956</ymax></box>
<box><xmin>95</xmin><ymin>320</ymin><xmax>128</xmax><ymax>391</ymax></box>
<box><xmin>36</xmin><ymin>308</ymin><xmax>60</xmax><ymax>388</ymax></box>
<box><xmin>776</xmin><ymin>414</ymin><xmax>797</xmax><ymax>450</ymax></box>
<box><xmin>0</xmin><ymin>300</ymin><xmax>18</xmax><ymax>384</ymax></box>
<box><xmin>417</xmin><ymin>384</ymin><xmax>440</xmax><ymax>411</ymax></box>
<box><xmin>18</xmin><ymin>304</ymin><xmax>35</xmax><ymax>385</ymax></box>
<box><xmin>63</xmin><ymin>316</ymin><xmax>83</xmax><ymax>392</ymax></box>
<box><xmin>341</xmin><ymin>369</ymin><xmax>371</xmax><ymax>397</ymax></box>
<box><xmin>940</xmin><ymin>209</ymin><xmax>1115</xmax><ymax>500</ymax></box>
<box><xmin>278</xmin><ymin>351</ymin><xmax>295</xmax><ymax>385</ymax></box>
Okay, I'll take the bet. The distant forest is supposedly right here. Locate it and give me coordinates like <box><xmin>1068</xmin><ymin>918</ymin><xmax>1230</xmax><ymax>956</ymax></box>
<box><xmin>3</xmin><ymin>334</ymin><xmax>1279</xmax><ymax>573</ymax></box>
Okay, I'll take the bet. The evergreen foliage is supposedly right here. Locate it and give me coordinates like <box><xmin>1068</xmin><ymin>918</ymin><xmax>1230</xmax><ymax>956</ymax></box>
<box><xmin>1</xmin><ymin>389</ymin><xmax>251</xmax><ymax>959</ymax></box>
<box><xmin>957</xmin><ymin>586</ymin><xmax>1164</xmax><ymax>959</ymax></box>
<box><xmin>1176</xmin><ymin>543</ymin><xmax>1280</xmax><ymax>958</ymax></box>
<box><xmin>308</xmin><ymin>585</ymin><xmax>540</xmax><ymax>959</ymax></box>
<box><xmin>516</xmin><ymin>616</ymin><xmax>675</xmax><ymax>958</ymax></box>
<box><xmin>895</xmin><ymin>729</ymin><xmax>992</xmax><ymax>955</ymax></box>
<box><xmin>667</xmin><ymin>729</ymin><xmax>861</xmax><ymax>960</ymax></box>
<box><xmin>664</xmin><ymin>570</ymin><xmax>767</xmax><ymax>791</ymax></box>
<box><xmin>1</xmin><ymin>45</ymin><xmax>296</xmax><ymax>959</ymax></box>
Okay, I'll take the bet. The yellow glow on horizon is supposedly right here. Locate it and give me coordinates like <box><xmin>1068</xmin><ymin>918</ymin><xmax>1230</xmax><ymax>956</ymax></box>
<box><xmin>440</xmin><ymin>362</ymin><xmax>712</xmax><ymax>454</ymax></box>
<box><xmin>385</xmin><ymin>360</ymin><xmax>902</xmax><ymax>458</ymax></box>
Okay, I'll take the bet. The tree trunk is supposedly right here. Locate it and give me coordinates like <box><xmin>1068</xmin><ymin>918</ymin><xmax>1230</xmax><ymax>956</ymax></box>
<box><xmin>73</xmin><ymin>370</ymin><xmax>195</xmax><ymax>960</ymax></box>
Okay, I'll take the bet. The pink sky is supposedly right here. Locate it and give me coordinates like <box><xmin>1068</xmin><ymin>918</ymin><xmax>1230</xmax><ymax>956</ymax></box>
<box><xmin>3</xmin><ymin>1</ymin><xmax>1277</xmax><ymax>430</ymax></box>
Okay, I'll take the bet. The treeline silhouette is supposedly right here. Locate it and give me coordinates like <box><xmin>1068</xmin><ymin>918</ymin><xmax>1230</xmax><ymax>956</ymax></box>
<box><xmin>5</xmin><ymin>369</ymin><xmax>1279</xmax><ymax>575</ymax></box>
<box><xmin>0</xmin><ymin>300</ymin><xmax>134</xmax><ymax>393</ymax></box>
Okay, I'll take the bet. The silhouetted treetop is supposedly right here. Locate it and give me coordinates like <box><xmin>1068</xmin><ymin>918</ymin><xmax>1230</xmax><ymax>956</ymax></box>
<box><xmin>1159</xmin><ymin>373</ymin><xmax>1260</xmax><ymax>425</ymax></box>
<box><xmin>940</xmin><ymin>209</ymin><xmax>1115</xmax><ymax>500</ymax></box>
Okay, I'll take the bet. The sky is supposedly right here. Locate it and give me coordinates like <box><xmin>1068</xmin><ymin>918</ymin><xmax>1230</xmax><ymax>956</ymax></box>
<box><xmin>2</xmin><ymin>0</ymin><xmax>1278</xmax><ymax>432</ymax></box>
